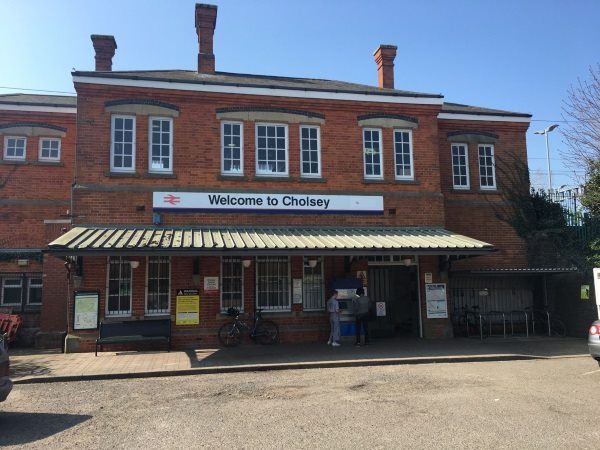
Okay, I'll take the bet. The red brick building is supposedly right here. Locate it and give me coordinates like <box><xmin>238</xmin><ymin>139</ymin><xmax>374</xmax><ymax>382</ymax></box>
<box><xmin>46</xmin><ymin>4</ymin><xmax>537</xmax><ymax>351</ymax></box>
<box><xmin>0</xmin><ymin>94</ymin><xmax>76</xmax><ymax>346</ymax></box>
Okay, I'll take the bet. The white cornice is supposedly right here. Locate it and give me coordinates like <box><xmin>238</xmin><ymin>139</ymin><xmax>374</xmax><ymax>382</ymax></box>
<box><xmin>438</xmin><ymin>112</ymin><xmax>530</xmax><ymax>123</ymax></box>
<box><xmin>72</xmin><ymin>75</ymin><xmax>444</xmax><ymax>105</ymax></box>
<box><xmin>0</xmin><ymin>104</ymin><xmax>76</xmax><ymax>114</ymax></box>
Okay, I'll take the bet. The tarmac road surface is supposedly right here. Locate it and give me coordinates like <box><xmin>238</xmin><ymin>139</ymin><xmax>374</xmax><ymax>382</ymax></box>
<box><xmin>1</xmin><ymin>357</ymin><xmax>600</xmax><ymax>449</ymax></box>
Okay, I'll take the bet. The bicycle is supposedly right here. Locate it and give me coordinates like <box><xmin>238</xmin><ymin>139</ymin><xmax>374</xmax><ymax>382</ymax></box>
<box><xmin>218</xmin><ymin>307</ymin><xmax>279</xmax><ymax>347</ymax></box>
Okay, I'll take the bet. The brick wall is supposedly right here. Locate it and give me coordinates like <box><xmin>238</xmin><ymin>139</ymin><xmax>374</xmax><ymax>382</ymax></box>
<box><xmin>73</xmin><ymin>84</ymin><xmax>445</xmax><ymax>229</ymax></box>
<box><xmin>0</xmin><ymin>108</ymin><xmax>75</xmax><ymax>335</ymax></box>
<box><xmin>438</xmin><ymin>118</ymin><xmax>530</xmax><ymax>270</ymax></box>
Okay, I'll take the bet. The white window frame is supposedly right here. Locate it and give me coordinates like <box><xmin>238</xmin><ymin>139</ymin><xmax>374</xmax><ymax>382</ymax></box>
<box><xmin>27</xmin><ymin>277</ymin><xmax>43</xmax><ymax>305</ymax></box>
<box><xmin>221</xmin><ymin>121</ymin><xmax>244</xmax><ymax>176</ymax></box>
<box><xmin>220</xmin><ymin>257</ymin><xmax>244</xmax><ymax>312</ymax></box>
<box><xmin>299</xmin><ymin>125</ymin><xmax>321</xmax><ymax>178</ymax></box>
<box><xmin>110</xmin><ymin>115</ymin><xmax>136</xmax><ymax>173</ymax></box>
<box><xmin>393</xmin><ymin>128</ymin><xmax>414</xmax><ymax>180</ymax></box>
<box><xmin>362</xmin><ymin>128</ymin><xmax>383</xmax><ymax>180</ymax></box>
<box><xmin>148</xmin><ymin>116</ymin><xmax>173</xmax><ymax>174</ymax></box>
<box><xmin>3</xmin><ymin>136</ymin><xmax>26</xmax><ymax>161</ymax></box>
<box><xmin>255</xmin><ymin>256</ymin><xmax>291</xmax><ymax>311</ymax></box>
<box><xmin>302</xmin><ymin>256</ymin><xmax>325</xmax><ymax>311</ymax></box>
<box><xmin>478</xmin><ymin>144</ymin><xmax>497</xmax><ymax>190</ymax></box>
<box><xmin>38</xmin><ymin>137</ymin><xmax>61</xmax><ymax>162</ymax></box>
<box><xmin>105</xmin><ymin>256</ymin><xmax>132</xmax><ymax>317</ymax></box>
<box><xmin>451</xmin><ymin>143</ymin><xmax>470</xmax><ymax>190</ymax></box>
<box><xmin>1</xmin><ymin>277</ymin><xmax>23</xmax><ymax>306</ymax></box>
<box><xmin>145</xmin><ymin>256</ymin><xmax>171</xmax><ymax>315</ymax></box>
<box><xmin>255</xmin><ymin>123</ymin><xmax>289</xmax><ymax>177</ymax></box>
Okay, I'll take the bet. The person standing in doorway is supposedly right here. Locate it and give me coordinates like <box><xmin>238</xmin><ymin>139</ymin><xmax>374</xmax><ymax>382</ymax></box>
<box><xmin>353</xmin><ymin>287</ymin><xmax>371</xmax><ymax>346</ymax></box>
<box><xmin>327</xmin><ymin>290</ymin><xmax>341</xmax><ymax>347</ymax></box>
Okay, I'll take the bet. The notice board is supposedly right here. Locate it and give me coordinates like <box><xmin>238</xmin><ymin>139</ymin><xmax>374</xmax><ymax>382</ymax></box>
<box><xmin>73</xmin><ymin>291</ymin><xmax>99</xmax><ymax>330</ymax></box>
<box><xmin>425</xmin><ymin>283</ymin><xmax>448</xmax><ymax>319</ymax></box>
<box><xmin>176</xmin><ymin>288</ymin><xmax>200</xmax><ymax>325</ymax></box>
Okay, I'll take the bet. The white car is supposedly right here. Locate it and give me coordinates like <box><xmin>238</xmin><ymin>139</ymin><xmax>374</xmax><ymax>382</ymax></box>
<box><xmin>0</xmin><ymin>335</ymin><xmax>12</xmax><ymax>402</ymax></box>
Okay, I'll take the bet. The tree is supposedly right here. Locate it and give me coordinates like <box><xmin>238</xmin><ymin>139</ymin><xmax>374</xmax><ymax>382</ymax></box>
<box><xmin>581</xmin><ymin>160</ymin><xmax>600</xmax><ymax>217</ymax></box>
<box><xmin>562</xmin><ymin>64</ymin><xmax>600</xmax><ymax>168</ymax></box>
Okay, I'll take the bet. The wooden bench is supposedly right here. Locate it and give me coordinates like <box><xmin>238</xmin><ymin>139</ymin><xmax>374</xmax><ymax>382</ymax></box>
<box><xmin>95</xmin><ymin>319</ymin><xmax>171</xmax><ymax>356</ymax></box>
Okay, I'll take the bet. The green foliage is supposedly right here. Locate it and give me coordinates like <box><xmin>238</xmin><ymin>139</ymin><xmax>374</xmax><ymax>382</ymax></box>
<box><xmin>581</xmin><ymin>160</ymin><xmax>600</xmax><ymax>218</ymax></box>
<box><xmin>494</xmin><ymin>154</ymin><xmax>586</xmax><ymax>268</ymax></box>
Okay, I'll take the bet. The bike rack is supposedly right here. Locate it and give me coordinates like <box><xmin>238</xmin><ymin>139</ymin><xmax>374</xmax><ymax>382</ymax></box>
<box><xmin>486</xmin><ymin>311</ymin><xmax>507</xmax><ymax>338</ymax></box>
<box><xmin>509</xmin><ymin>310</ymin><xmax>529</xmax><ymax>338</ymax></box>
<box><xmin>478</xmin><ymin>314</ymin><xmax>485</xmax><ymax>341</ymax></box>
<box><xmin>527</xmin><ymin>309</ymin><xmax>552</xmax><ymax>337</ymax></box>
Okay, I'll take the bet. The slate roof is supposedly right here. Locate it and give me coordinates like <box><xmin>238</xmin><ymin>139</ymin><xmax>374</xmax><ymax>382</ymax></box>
<box><xmin>0</xmin><ymin>93</ymin><xmax>77</xmax><ymax>108</ymax></box>
<box><xmin>72</xmin><ymin>70</ymin><xmax>531</xmax><ymax>117</ymax></box>
<box><xmin>441</xmin><ymin>102</ymin><xmax>531</xmax><ymax>118</ymax></box>
<box><xmin>72</xmin><ymin>69</ymin><xmax>443</xmax><ymax>99</ymax></box>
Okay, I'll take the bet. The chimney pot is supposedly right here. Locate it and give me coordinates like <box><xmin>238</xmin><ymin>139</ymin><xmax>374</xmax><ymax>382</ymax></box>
<box><xmin>91</xmin><ymin>35</ymin><xmax>117</xmax><ymax>71</ymax></box>
<box><xmin>373</xmin><ymin>44</ymin><xmax>397</xmax><ymax>89</ymax></box>
<box><xmin>195</xmin><ymin>3</ymin><xmax>218</xmax><ymax>74</ymax></box>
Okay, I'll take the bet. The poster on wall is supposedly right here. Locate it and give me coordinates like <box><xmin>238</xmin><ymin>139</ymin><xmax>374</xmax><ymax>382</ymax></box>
<box><xmin>204</xmin><ymin>277</ymin><xmax>219</xmax><ymax>291</ymax></box>
<box><xmin>425</xmin><ymin>283</ymin><xmax>448</xmax><ymax>319</ymax></box>
<box><xmin>73</xmin><ymin>291</ymin><xmax>99</xmax><ymax>330</ymax></box>
<box><xmin>356</xmin><ymin>271</ymin><xmax>367</xmax><ymax>287</ymax></box>
<box><xmin>293</xmin><ymin>279</ymin><xmax>303</xmax><ymax>304</ymax></box>
<box><xmin>176</xmin><ymin>289</ymin><xmax>200</xmax><ymax>325</ymax></box>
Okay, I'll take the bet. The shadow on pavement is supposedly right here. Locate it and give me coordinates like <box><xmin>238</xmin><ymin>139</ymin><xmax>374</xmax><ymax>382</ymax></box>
<box><xmin>0</xmin><ymin>411</ymin><xmax>91</xmax><ymax>446</ymax></box>
<box><xmin>9</xmin><ymin>360</ymin><xmax>51</xmax><ymax>378</ymax></box>
<box><xmin>183</xmin><ymin>337</ymin><xmax>589</xmax><ymax>368</ymax></box>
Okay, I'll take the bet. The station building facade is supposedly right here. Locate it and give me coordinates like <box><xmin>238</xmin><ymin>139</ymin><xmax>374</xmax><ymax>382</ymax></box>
<box><xmin>45</xmin><ymin>4</ymin><xmax>535</xmax><ymax>351</ymax></box>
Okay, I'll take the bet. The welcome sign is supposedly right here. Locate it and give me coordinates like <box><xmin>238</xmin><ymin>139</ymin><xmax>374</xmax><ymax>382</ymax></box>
<box><xmin>153</xmin><ymin>192</ymin><xmax>383</xmax><ymax>214</ymax></box>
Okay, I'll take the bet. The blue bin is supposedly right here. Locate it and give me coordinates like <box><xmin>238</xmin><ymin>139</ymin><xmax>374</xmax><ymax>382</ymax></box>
<box><xmin>340</xmin><ymin>321</ymin><xmax>356</xmax><ymax>336</ymax></box>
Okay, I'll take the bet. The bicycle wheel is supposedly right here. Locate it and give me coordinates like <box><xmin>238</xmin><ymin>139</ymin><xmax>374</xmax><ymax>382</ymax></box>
<box><xmin>218</xmin><ymin>322</ymin><xmax>242</xmax><ymax>347</ymax></box>
<box><xmin>254</xmin><ymin>320</ymin><xmax>279</xmax><ymax>345</ymax></box>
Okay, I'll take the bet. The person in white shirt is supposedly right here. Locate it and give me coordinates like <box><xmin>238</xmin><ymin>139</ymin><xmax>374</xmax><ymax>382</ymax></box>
<box><xmin>326</xmin><ymin>290</ymin><xmax>341</xmax><ymax>346</ymax></box>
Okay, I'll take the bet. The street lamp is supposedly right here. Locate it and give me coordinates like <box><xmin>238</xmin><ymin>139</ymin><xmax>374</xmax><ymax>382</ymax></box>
<box><xmin>534</xmin><ymin>124</ymin><xmax>559</xmax><ymax>193</ymax></box>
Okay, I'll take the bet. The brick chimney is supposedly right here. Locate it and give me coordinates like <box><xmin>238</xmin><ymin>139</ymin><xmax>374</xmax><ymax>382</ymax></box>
<box><xmin>195</xmin><ymin>4</ymin><xmax>217</xmax><ymax>74</ymax></box>
<box><xmin>373</xmin><ymin>44</ymin><xmax>397</xmax><ymax>89</ymax></box>
<box><xmin>91</xmin><ymin>35</ymin><xmax>117</xmax><ymax>71</ymax></box>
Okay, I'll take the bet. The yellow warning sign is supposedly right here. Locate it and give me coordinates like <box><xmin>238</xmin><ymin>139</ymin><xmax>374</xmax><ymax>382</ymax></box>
<box><xmin>176</xmin><ymin>288</ymin><xmax>200</xmax><ymax>325</ymax></box>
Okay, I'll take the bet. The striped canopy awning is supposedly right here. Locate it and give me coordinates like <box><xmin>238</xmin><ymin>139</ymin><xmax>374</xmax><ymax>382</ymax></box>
<box><xmin>47</xmin><ymin>226</ymin><xmax>494</xmax><ymax>256</ymax></box>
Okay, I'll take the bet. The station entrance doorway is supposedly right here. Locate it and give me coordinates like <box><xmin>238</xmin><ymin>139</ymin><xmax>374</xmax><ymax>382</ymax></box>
<box><xmin>368</xmin><ymin>265</ymin><xmax>420</xmax><ymax>337</ymax></box>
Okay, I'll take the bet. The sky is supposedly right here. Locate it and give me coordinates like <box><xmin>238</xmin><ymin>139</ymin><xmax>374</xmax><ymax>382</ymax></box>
<box><xmin>1</xmin><ymin>0</ymin><xmax>599</xmax><ymax>190</ymax></box>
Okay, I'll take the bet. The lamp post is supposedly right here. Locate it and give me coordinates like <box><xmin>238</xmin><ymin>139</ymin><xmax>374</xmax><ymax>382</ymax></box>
<box><xmin>534</xmin><ymin>124</ymin><xmax>559</xmax><ymax>193</ymax></box>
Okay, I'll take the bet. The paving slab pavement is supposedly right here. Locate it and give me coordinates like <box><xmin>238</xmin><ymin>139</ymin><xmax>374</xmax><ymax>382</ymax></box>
<box><xmin>8</xmin><ymin>336</ymin><xmax>589</xmax><ymax>384</ymax></box>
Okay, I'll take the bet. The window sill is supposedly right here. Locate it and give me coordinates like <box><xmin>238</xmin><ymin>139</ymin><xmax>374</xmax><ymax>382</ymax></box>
<box><xmin>24</xmin><ymin>304</ymin><xmax>42</xmax><ymax>310</ymax></box>
<box><xmin>0</xmin><ymin>159</ymin><xmax>27</xmax><ymax>165</ymax></box>
<box><xmin>105</xmin><ymin>171</ymin><xmax>140</xmax><ymax>178</ymax></box>
<box><xmin>450</xmin><ymin>188</ymin><xmax>501</xmax><ymax>194</ymax></box>
<box><xmin>252</xmin><ymin>175</ymin><xmax>292</xmax><ymax>181</ymax></box>
<box><xmin>300</xmin><ymin>309</ymin><xmax>327</xmax><ymax>315</ymax></box>
<box><xmin>218</xmin><ymin>174</ymin><xmax>249</xmax><ymax>181</ymax></box>
<box><xmin>362</xmin><ymin>178</ymin><xmax>387</xmax><ymax>184</ymax></box>
<box><xmin>145</xmin><ymin>312</ymin><xmax>171</xmax><ymax>318</ymax></box>
<box><xmin>259</xmin><ymin>310</ymin><xmax>294</xmax><ymax>316</ymax></box>
<box><xmin>299</xmin><ymin>176</ymin><xmax>326</xmax><ymax>183</ymax></box>
<box><xmin>36</xmin><ymin>160</ymin><xmax>63</xmax><ymax>166</ymax></box>
<box><xmin>102</xmin><ymin>316</ymin><xmax>133</xmax><ymax>322</ymax></box>
<box><xmin>146</xmin><ymin>172</ymin><xmax>176</xmax><ymax>179</ymax></box>
<box><xmin>394</xmin><ymin>178</ymin><xmax>419</xmax><ymax>185</ymax></box>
